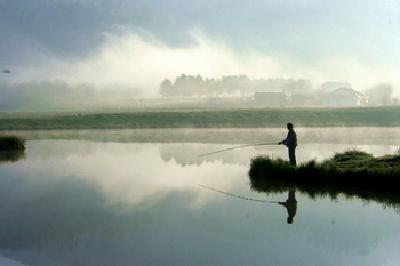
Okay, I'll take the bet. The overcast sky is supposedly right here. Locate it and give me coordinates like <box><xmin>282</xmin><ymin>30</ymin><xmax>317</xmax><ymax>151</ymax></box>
<box><xmin>0</xmin><ymin>0</ymin><xmax>399</xmax><ymax>94</ymax></box>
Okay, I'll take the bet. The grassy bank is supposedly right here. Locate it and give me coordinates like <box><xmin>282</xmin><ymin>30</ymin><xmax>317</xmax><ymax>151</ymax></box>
<box><xmin>0</xmin><ymin>135</ymin><xmax>25</xmax><ymax>150</ymax></box>
<box><xmin>0</xmin><ymin>150</ymin><xmax>25</xmax><ymax>163</ymax></box>
<box><xmin>0</xmin><ymin>135</ymin><xmax>26</xmax><ymax>163</ymax></box>
<box><xmin>1</xmin><ymin>106</ymin><xmax>400</xmax><ymax>130</ymax></box>
<box><xmin>249</xmin><ymin>151</ymin><xmax>400</xmax><ymax>195</ymax></box>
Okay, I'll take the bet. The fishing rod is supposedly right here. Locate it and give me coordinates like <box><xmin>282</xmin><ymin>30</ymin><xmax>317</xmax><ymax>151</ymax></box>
<box><xmin>199</xmin><ymin>142</ymin><xmax>278</xmax><ymax>157</ymax></box>
<box><xmin>199</xmin><ymin>184</ymin><xmax>281</xmax><ymax>204</ymax></box>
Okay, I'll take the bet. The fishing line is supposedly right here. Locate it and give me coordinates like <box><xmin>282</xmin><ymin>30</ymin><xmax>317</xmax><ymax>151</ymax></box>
<box><xmin>199</xmin><ymin>142</ymin><xmax>277</xmax><ymax>157</ymax></box>
<box><xmin>199</xmin><ymin>184</ymin><xmax>281</xmax><ymax>204</ymax></box>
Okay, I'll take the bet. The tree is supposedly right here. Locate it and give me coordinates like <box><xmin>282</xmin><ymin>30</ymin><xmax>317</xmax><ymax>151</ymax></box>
<box><xmin>365</xmin><ymin>83</ymin><xmax>393</xmax><ymax>106</ymax></box>
<box><xmin>159</xmin><ymin>79</ymin><xmax>173</xmax><ymax>96</ymax></box>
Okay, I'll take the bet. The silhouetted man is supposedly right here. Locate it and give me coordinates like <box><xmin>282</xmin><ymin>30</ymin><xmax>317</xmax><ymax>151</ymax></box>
<box><xmin>279</xmin><ymin>190</ymin><xmax>297</xmax><ymax>224</ymax></box>
<box><xmin>279</xmin><ymin>122</ymin><xmax>297</xmax><ymax>165</ymax></box>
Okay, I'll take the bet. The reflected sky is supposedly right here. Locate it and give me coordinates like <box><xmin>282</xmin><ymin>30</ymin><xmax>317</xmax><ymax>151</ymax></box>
<box><xmin>0</xmin><ymin>129</ymin><xmax>400</xmax><ymax>265</ymax></box>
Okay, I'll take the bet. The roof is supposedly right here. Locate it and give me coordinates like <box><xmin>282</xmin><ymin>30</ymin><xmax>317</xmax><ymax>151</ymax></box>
<box><xmin>329</xmin><ymin>87</ymin><xmax>365</xmax><ymax>98</ymax></box>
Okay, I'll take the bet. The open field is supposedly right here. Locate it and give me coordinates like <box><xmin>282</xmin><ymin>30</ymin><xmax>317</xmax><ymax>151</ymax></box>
<box><xmin>1</xmin><ymin>106</ymin><xmax>400</xmax><ymax>130</ymax></box>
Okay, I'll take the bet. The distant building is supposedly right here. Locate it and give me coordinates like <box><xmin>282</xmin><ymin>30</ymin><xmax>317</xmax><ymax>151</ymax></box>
<box><xmin>290</xmin><ymin>94</ymin><xmax>311</xmax><ymax>107</ymax></box>
<box><xmin>254</xmin><ymin>92</ymin><xmax>287</xmax><ymax>107</ymax></box>
<box><xmin>320</xmin><ymin>88</ymin><xmax>368</xmax><ymax>107</ymax></box>
<box><xmin>221</xmin><ymin>75</ymin><xmax>249</xmax><ymax>81</ymax></box>
<box><xmin>320</xmin><ymin>81</ymin><xmax>352</xmax><ymax>93</ymax></box>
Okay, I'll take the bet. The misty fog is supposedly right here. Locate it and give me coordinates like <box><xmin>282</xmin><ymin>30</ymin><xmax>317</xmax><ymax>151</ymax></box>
<box><xmin>2</xmin><ymin>2</ymin><xmax>400</xmax><ymax>266</ymax></box>
<box><xmin>0</xmin><ymin>77</ymin><xmax>397</xmax><ymax>111</ymax></box>
<box><xmin>1</xmin><ymin>1</ymin><xmax>399</xmax><ymax>110</ymax></box>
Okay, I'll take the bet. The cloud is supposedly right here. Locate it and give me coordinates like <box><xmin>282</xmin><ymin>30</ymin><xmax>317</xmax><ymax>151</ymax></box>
<box><xmin>1</xmin><ymin>1</ymin><xmax>399</xmax><ymax>95</ymax></box>
<box><xmin>2</xmin><ymin>0</ymin><xmax>400</xmax><ymax>64</ymax></box>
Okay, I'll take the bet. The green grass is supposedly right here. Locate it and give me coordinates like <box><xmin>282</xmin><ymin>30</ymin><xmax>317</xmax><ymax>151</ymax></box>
<box><xmin>249</xmin><ymin>151</ymin><xmax>400</xmax><ymax>195</ymax></box>
<box><xmin>0</xmin><ymin>135</ymin><xmax>26</xmax><ymax>151</ymax></box>
<box><xmin>1</xmin><ymin>106</ymin><xmax>400</xmax><ymax>129</ymax></box>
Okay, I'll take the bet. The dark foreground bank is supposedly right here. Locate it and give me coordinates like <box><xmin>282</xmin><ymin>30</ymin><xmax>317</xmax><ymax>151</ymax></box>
<box><xmin>249</xmin><ymin>151</ymin><xmax>400</xmax><ymax>196</ymax></box>
<box><xmin>249</xmin><ymin>151</ymin><xmax>400</xmax><ymax>211</ymax></box>
<box><xmin>0</xmin><ymin>135</ymin><xmax>26</xmax><ymax>162</ymax></box>
<box><xmin>1</xmin><ymin>106</ymin><xmax>400</xmax><ymax>130</ymax></box>
<box><xmin>0</xmin><ymin>135</ymin><xmax>25</xmax><ymax>150</ymax></box>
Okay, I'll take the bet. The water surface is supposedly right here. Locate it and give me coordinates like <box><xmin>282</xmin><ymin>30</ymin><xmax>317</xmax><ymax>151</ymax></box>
<box><xmin>0</xmin><ymin>128</ymin><xmax>399</xmax><ymax>266</ymax></box>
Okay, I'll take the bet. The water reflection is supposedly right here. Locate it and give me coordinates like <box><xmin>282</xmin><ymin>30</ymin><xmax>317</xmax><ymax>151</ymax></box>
<box><xmin>0</xmin><ymin>134</ymin><xmax>400</xmax><ymax>265</ymax></box>
<box><xmin>249</xmin><ymin>174</ymin><xmax>400</xmax><ymax>212</ymax></box>
<box><xmin>201</xmin><ymin>185</ymin><xmax>298</xmax><ymax>225</ymax></box>
<box><xmin>159</xmin><ymin>143</ymin><xmax>399</xmax><ymax>166</ymax></box>
<box><xmin>278</xmin><ymin>190</ymin><xmax>297</xmax><ymax>224</ymax></box>
<box><xmin>0</xmin><ymin>150</ymin><xmax>25</xmax><ymax>163</ymax></box>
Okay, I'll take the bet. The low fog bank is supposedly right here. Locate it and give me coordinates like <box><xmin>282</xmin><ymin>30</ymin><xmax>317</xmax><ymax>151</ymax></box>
<box><xmin>160</xmin><ymin>75</ymin><xmax>399</xmax><ymax>107</ymax></box>
<box><xmin>0</xmin><ymin>78</ymin><xmax>398</xmax><ymax>112</ymax></box>
<box><xmin>0</xmin><ymin>82</ymin><xmax>142</xmax><ymax>111</ymax></box>
<box><xmin>6</xmin><ymin>128</ymin><xmax>400</xmax><ymax>146</ymax></box>
<box><xmin>1</xmin><ymin>32</ymin><xmax>398</xmax><ymax>112</ymax></box>
<box><xmin>3</xmin><ymin>128</ymin><xmax>400</xmax><ymax>166</ymax></box>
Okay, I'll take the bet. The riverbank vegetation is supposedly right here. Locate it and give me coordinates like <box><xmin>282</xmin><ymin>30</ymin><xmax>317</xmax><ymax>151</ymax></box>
<box><xmin>0</xmin><ymin>150</ymin><xmax>25</xmax><ymax>163</ymax></box>
<box><xmin>249</xmin><ymin>151</ymin><xmax>400</xmax><ymax>196</ymax></box>
<box><xmin>1</xmin><ymin>106</ymin><xmax>400</xmax><ymax>130</ymax></box>
<box><xmin>0</xmin><ymin>135</ymin><xmax>25</xmax><ymax>150</ymax></box>
<box><xmin>0</xmin><ymin>135</ymin><xmax>26</xmax><ymax>162</ymax></box>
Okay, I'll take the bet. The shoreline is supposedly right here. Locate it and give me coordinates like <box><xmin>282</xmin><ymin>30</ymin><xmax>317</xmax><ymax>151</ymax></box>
<box><xmin>1</xmin><ymin>106</ymin><xmax>400</xmax><ymax>130</ymax></box>
<box><xmin>2</xmin><ymin>127</ymin><xmax>400</xmax><ymax>146</ymax></box>
<box><xmin>249</xmin><ymin>151</ymin><xmax>400</xmax><ymax>195</ymax></box>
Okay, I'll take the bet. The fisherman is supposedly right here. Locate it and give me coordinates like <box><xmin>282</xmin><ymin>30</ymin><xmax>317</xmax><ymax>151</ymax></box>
<box><xmin>279</xmin><ymin>122</ymin><xmax>297</xmax><ymax>165</ymax></box>
<box><xmin>279</xmin><ymin>190</ymin><xmax>297</xmax><ymax>224</ymax></box>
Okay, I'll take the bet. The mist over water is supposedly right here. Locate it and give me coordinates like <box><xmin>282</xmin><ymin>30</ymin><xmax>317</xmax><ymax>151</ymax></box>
<box><xmin>0</xmin><ymin>128</ymin><xmax>400</xmax><ymax>265</ymax></box>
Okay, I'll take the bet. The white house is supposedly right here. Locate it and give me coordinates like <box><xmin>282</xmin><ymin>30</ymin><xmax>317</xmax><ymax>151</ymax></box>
<box><xmin>320</xmin><ymin>88</ymin><xmax>368</xmax><ymax>107</ymax></box>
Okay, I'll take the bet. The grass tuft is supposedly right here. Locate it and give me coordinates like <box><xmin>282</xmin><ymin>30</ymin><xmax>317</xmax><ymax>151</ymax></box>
<box><xmin>249</xmin><ymin>151</ymin><xmax>400</xmax><ymax>194</ymax></box>
<box><xmin>0</xmin><ymin>135</ymin><xmax>26</xmax><ymax>151</ymax></box>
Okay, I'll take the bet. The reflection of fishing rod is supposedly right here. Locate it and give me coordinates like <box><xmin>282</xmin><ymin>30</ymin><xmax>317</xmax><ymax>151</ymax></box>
<box><xmin>199</xmin><ymin>143</ymin><xmax>278</xmax><ymax>157</ymax></box>
<box><xmin>199</xmin><ymin>184</ymin><xmax>281</xmax><ymax>204</ymax></box>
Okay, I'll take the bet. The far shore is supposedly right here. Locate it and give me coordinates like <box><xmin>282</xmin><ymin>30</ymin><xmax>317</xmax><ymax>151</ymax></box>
<box><xmin>1</xmin><ymin>106</ymin><xmax>400</xmax><ymax>130</ymax></box>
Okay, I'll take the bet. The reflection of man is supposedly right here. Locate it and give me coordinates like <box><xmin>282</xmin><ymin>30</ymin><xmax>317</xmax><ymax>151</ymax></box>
<box><xmin>279</xmin><ymin>190</ymin><xmax>297</xmax><ymax>224</ymax></box>
<box><xmin>279</xmin><ymin>122</ymin><xmax>297</xmax><ymax>165</ymax></box>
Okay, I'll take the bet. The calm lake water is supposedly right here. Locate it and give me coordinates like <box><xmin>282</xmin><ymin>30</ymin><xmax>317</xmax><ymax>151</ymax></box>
<box><xmin>1</xmin><ymin>128</ymin><xmax>400</xmax><ymax>266</ymax></box>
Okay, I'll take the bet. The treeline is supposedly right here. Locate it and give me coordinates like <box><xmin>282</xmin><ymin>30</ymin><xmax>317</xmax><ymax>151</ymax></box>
<box><xmin>160</xmin><ymin>74</ymin><xmax>398</xmax><ymax>107</ymax></box>
<box><xmin>0</xmin><ymin>81</ymin><xmax>142</xmax><ymax>111</ymax></box>
<box><xmin>159</xmin><ymin>74</ymin><xmax>312</xmax><ymax>97</ymax></box>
